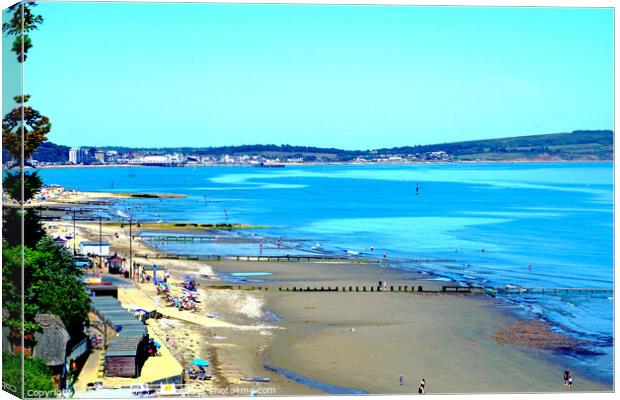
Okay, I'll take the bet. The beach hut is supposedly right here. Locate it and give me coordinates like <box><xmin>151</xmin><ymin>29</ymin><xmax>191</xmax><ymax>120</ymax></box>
<box><xmin>105</xmin><ymin>336</ymin><xmax>146</xmax><ymax>378</ymax></box>
<box><xmin>106</xmin><ymin>255</ymin><xmax>124</xmax><ymax>274</ymax></box>
<box><xmin>86</xmin><ymin>282</ymin><xmax>118</xmax><ymax>298</ymax></box>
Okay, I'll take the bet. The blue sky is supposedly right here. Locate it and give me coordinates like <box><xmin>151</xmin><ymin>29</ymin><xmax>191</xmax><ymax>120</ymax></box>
<box><xmin>3</xmin><ymin>3</ymin><xmax>614</xmax><ymax>149</ymax></box>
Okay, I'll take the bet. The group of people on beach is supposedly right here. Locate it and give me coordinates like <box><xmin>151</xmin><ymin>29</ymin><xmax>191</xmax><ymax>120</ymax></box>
<box><xmin>156</xmin><ymin>278</ymin><xmax>202</xmax><ymax>312</ymax></box>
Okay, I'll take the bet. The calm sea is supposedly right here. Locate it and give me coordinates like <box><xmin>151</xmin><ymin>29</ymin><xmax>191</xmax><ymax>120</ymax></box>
<box><xmin>39</xmin><ymin>162</ymin><xmax>614</xmax><ymax>383</ymax></box>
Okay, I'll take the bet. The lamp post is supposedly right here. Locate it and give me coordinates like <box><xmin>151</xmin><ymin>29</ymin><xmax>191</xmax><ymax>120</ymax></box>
<box><xmin>66</xmin><ymin>210</ymin><xmax>82</xmax><ymax>255</ymax></box>
<box><xmin>129</xmin><ymin>216</ymin><xmax>133</xmax><ymax>281</ymax></box>
<box><xmin>98</xmin><ymin>215</ymin><xmax>104</xmax><ymax>269</ymax></box>
<box><xmin>124</xmin><ymin>207</ymin><xmax>140</xmax><ymax>282</ymax></box>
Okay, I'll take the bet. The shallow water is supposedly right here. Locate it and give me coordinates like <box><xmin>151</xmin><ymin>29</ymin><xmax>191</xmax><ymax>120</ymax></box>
<box><xmin>39</xmin><ymin>162</ymin><xmax>613</xmax><ymax>383</ymax></box>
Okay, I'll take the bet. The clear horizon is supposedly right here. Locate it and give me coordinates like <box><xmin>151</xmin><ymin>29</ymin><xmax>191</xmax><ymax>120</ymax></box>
<box><xmin>3</xmin><ymin>3</ymin><xmax>614</xmax><ymax>149</ymax></box>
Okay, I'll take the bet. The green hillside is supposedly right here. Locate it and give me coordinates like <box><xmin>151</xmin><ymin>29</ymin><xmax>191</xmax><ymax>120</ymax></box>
<box><xmin>381</xmin><ymin>130</ymin><xmax>613</xmax><ymax>161</ymax></box>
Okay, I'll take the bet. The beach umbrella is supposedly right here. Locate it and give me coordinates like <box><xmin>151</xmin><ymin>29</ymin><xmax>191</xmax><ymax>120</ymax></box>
<box><xmin>190</xmin><ymin>358</ymin><xmax>209</xmax><ymax>367</ymax></box>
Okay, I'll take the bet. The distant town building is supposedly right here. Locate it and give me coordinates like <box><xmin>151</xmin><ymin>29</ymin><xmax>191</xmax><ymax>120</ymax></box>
<box><xmin>138</xmin><ymin>155</ymin><xmax>169</xmax><ymax>164</ymax></box>
<box><xmin>69</xmin><ymin>148</ymin><xmax>78</xmax><ymax>164</ymax></box>
<box><xmin>69</xmin><ymin>147</ymin><xmax>96</xmax><ymax>164</ymax></box>
<box><xmin>94</xmin><ymin>151</ymin><xmax>106</xmax><ymax>163</ymax></box>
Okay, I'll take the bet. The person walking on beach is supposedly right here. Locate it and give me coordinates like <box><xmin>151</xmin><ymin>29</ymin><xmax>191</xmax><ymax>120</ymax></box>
<box><xmin>563</xmin><ymin>369</ymin><xmax>571</xmax><ymax>386</ymax></box>
<box><xmin>418</xmin><ymin>378</ymin><xmax>426</xmax><ymax>394</ymax></box>
<box><xmin>399</xmin><ymin>374</ymin><xmax>404</xmax><ymax>386</ymax></box>
<box><xmin>568</xmin><ymin>376</ymin><xmax>573</xmax><ymax>388</ymax></box>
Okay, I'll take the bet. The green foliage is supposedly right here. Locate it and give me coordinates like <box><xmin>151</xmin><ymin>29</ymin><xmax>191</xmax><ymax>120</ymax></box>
<box><xmin>2</xmin><ymin>352</ymin><xmax>55</xmax><ymax>398</ymax></box>
<box><xmin>3</xmin><ymin>170</ymin><xmax>43</xmax><ymax>202</ymax></box>
<box><xmin>2</xmin><ymin>207</ymin><xmax>45</xmax><ymax>248</ymax></box>
<box><xmin>31</xmin><ymin>141</ymin><xmax>71</xmax><ymax>163</ymax></box>
<box><xmin>2</xmin><ymin>2</ymin><xmax>43</xmax><ymax>63</ymax></box>
<box><xmin>2</xmin><ymin>238</ymin><xmax>91</xmax><ymax>342</ymax></box>
<box><xmin>11</xmin><ymin>34</ymin><xmax>33</xmax><ymax>62</ymax></box>
<box><xmin>2</xmin><ymin>2</ymin><xmax>44</xmax><ymax>35</ymax></box>
<box><xmin>2</xmin><ymin>95</ymin><xmax>51</xmax><ymax>165</ymax></box>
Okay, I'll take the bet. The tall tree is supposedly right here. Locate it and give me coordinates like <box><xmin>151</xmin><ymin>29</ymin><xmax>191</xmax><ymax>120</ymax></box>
<box><xmin>2</xmin><ymin>1</ymin><xmax>44</xmax><ymax>62</ymax></box>
<box><xmin>2</xmin><ymin>95</ymin><xmax>51</xmax><ymax>166</ymax></box>
<box><xmin>2</xmin><ymin>2</ymin><xmax>50</xmax><ymax>247</ymax></box>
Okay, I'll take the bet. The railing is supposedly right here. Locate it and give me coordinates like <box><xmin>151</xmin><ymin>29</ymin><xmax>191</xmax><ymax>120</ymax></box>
<box><xmin>67</xmin><ymin>337</ymin><xmax>90</xmax><ymax>361</ymax></box>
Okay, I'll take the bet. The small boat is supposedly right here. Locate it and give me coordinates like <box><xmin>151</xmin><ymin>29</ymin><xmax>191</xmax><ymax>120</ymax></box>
<box><xmin>240</xmin><ymin>377</ymin><xmax>271</xmax><ymax>383</ymax></box>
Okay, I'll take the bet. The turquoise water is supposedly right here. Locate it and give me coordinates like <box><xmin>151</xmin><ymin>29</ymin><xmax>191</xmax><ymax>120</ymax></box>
<box><xmin>39</xmin><ymin>162</ymin><xmax>614</xmax><ymax>383</ymax></box>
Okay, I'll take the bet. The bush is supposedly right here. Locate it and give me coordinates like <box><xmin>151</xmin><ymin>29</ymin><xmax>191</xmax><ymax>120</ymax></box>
<box><xmin>2</xmin><ymin>352</ymin><xmax>55</xmax><ymax>397</ymax></box>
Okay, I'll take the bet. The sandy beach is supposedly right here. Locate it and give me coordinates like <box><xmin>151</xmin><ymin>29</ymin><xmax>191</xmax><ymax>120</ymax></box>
<box><xmin>208</xmin><ymin>259</ymin><xmax>611</xmax><ymax>394</ymax></box>
<box><xmin>42</xmin><ymin>206</ymin><xmax>613</xmax><ymax>395</ymax></box>
<box><xmin>45</xmin><ymin>218</ymin><xmax>317</xmax><ymax>396</ymax></box>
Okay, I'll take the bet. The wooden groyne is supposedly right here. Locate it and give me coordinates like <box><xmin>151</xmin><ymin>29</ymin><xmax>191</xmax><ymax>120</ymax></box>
<box><xmin>206</xmin><ymin>284</ymin><xmax>613</xmax><ymax>296</ymax></box>
<box><xmin>132</xmin><ymin>253</ymin><xmax>365</xmax><ymax>263</ymax></box>
<box><xmin>142</xmin><ymin>235</ymin><xmax>215</xmax><ymax>242</ymax></box>
<box><xmin>488</xmin><ymin>287</ymin><xmax>614</xmax><ymax>295</ymax></box>
<box><xmin>132</xmin><ymin>251</ymin><xmax>454</xmax><ymax>264</ymax></box>
<box><xmin>133</xmin><ymin>252</ymin><xmax>221</xmax><ymax>261</ymax></box>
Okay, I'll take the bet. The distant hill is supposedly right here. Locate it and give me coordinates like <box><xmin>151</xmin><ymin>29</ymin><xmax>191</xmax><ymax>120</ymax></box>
<box><xmin>2</xmin><ymin>141</ymin><xmax>70</xmax><ymax>164</ymax></box>
<box><xmin>379</xmin><ymin>130</ymin><xmax>614</xmax><ymax>161</ymax></box>
<box><xmin>20</xmin><ymin>129</ymin><xmax>614</xmax><ymax>164</ymax></box>
<box><xmin>32</xmin><ymin>141</ymin><xmax>71</xmax><ymax>163</ymax></box>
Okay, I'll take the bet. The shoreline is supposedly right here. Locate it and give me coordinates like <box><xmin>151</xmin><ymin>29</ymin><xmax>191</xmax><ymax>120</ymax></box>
<box><xmin>42</xmin><ymin>191</ymin><xmax>613</xmax><ymax>394</ymax></box>
<box><xmin>30</xmin><ymin>158</ymin><xmax>612</xmax><ymax>169</ymax></box>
